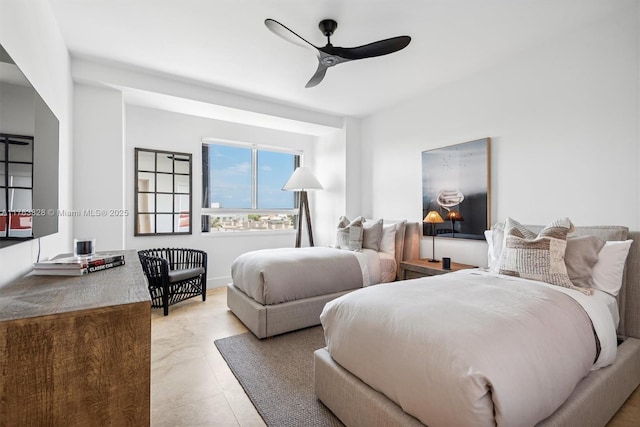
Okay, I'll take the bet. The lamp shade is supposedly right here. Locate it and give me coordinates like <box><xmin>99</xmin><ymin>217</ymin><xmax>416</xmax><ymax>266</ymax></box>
<box><xmin>446</xmin><ymin>211</ymin><xmax>464</xmax><ymax>221</ymax></box>
<box><xmin>423</xmin><ymin>211</ymin><xmax>444</xmax><ymax>224</ymax></box>
<box><xmin>282</xmin><ymin>167</ymin><xmax>323</xmax><ymax>191</ymax></box>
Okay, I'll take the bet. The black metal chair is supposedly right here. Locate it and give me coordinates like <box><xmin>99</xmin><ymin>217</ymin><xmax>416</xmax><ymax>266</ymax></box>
<box><xmin>137</xmin><ymin>248</ymin><xmax>208</xmax><ymax>316</ymax></box>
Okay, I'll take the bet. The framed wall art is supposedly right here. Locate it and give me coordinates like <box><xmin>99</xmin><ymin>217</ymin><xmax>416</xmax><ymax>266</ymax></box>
<box><xmin>421</xmin><ymin>138</ymin><xmax>490</xmax><ymax>240</ymax></box>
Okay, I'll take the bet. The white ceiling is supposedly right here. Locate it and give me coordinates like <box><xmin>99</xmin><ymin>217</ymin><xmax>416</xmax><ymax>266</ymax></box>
<box><xmin>48</xmin><ymin>0</ymin><xmax>631</xmax><ymax>118</ymax></box>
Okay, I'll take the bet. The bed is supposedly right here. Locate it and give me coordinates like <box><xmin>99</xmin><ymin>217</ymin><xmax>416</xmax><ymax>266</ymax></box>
<box><xmin>314</xmin><ymin>223</ymin><xmax>640</xmax><ymax>427</ymax></box>
<box><xmin>227</xmin><ymin>219</ymin><xmax>421</xmax><ymax>338</ymax></box>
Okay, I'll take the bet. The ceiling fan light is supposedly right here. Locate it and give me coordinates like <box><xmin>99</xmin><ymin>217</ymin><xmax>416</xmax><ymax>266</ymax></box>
<box><xmin>321</xmin><ymin>56</ymin><xmax>338</xmax><ymax>66</ymax></box>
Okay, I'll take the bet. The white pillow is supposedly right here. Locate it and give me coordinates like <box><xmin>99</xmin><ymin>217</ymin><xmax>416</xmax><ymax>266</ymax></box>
<box><xmin>487</xmin><ymin>222</ymin><xmax>505</xmax><ymax>272</ymax></box>
<box><xmin>485</xmin><ymin>230</ymin><xmax>495</xmax><ymax>269</ymax></box>
<box><xmin>591</xmin><ymin>240</ymin><xmax>633</xmax><ymax>296</ymax></box>
<box><xmin>379</xmin><ymin>223</ymin><xmax>397</xmax><ymax>256</ymax></box>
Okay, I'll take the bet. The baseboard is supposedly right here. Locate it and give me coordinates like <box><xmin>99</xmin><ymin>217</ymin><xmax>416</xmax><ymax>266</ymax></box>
<box><xmin>207</xmin><ymin>276</ymin><xmax>231</xmax><ymax>288</ymax></box>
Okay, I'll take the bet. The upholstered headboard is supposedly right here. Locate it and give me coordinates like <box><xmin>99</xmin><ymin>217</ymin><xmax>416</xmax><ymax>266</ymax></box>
<box><xmin>375</xmin><ymin>220</ymin><xmax>421</xmax><ymax>280</ymax></box>
<box><xmin>402</xmin><ymin>222</ymin><xmax>421</xmax><ymax>261</ymax></box>
<box><xmin>388</xmin><ymin>221</ymin><xmax>421</xmax><ymax>280</ymax></box>
<box><xmin>621</xmin><ymin>230</ymin><xmax>640</xmax><ymax>339</ymax></box>
<box><xmin>518</xmin><ymin>225</ymin><xmax>638</xmax><ymax>339</ymax></box>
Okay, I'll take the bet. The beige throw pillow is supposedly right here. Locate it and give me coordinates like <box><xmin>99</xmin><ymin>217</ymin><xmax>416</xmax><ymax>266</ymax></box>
<box><xmin>336</xmin><ymin>216</ymin><xmax>364</xmax><ymax>251</ymax></box>
<box><xmin>564</xmin><ymin>235</ymin><xmax>606</xmax><ymax>289</ymax></box>
<box><xmin>499</xmin><ymin>217</ymin><xmax>592</xmax><ymax>294</ymax></box>
<box><xmin>362</xmin><ymin>219</ymin><xmax>384</xmax><ymax>251</ymax></box>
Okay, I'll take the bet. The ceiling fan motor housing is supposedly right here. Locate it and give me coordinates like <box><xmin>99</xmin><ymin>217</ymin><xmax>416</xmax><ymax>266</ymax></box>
<box><xmin>319</xmin><ymin>19</ymin><xmax>338</xmax><ymax>37</ymax></box>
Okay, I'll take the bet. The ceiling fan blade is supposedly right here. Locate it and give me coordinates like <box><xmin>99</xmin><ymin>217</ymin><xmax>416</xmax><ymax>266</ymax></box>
<box><xmin>305</xmin><ymin>63</ymin><xmax>328</xmax><ymax>88</ymax></box>
<box><xmin>323</xmin><ymin>36</ymin><xmax>411</xmax><ymax>60</ymax></box>
<box><xmin>265</xmin><ymin>19</ymin><xmax>318</xmax><ymax>52</ymax></box>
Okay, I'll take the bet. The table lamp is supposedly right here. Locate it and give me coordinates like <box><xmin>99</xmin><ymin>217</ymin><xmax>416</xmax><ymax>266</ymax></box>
<box><xmin>423</xmin><ymin>211</ymin><xmax>444</xmax><ymax>262</ymax></box>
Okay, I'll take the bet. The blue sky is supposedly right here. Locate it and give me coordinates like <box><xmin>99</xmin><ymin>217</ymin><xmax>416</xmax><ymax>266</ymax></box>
<box><xmin>208</xmin><ymin>145</ymin><xmax>295</xmax><ymax>209</ymax></box>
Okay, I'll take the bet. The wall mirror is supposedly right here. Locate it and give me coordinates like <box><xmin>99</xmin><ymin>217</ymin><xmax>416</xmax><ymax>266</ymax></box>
<box><xmin>135</xmin><ymin>148</ymin><xmax>192</xmax><ymax>235</ymax></box>
<box><xmin>0</xmin><ymin>44</ymin><xmax>59</xmax><ymax>248</ymax></box>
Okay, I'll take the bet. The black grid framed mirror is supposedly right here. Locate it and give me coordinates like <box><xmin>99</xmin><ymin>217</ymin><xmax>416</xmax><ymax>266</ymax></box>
<box><xmin>135</xmin><ymin>148</ymin><xmax>192</xmax><ymax>236</ymax></box>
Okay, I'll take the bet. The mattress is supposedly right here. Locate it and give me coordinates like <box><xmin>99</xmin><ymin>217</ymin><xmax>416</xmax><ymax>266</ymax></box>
<box><xmin>231</xmin><ymin>246</ymin><xmax>393</xmax><ymax>305</ymax></box>
<box><xmin>320</xmin><ymin>270</ymin><xmax>618</xmax><ymax>427</ymax></box>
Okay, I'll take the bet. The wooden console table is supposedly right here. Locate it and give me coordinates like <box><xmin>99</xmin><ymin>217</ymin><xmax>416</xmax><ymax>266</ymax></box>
<box><xmin>0</xmin><ymin>250</ymin><xmax>151</xmax><ymax>426</ymax></box>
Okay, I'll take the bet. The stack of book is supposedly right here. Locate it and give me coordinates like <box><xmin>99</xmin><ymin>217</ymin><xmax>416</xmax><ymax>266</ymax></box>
<box><xmin>33</xmin><ymin>253</ymin><xmax>125</xmax><ymax>276</ymax></box>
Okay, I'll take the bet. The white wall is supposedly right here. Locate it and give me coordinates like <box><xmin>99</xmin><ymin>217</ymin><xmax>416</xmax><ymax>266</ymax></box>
<box><xmin>360</xmin><ymin>4</ymin><xmax>640</xmax><ymax>267</ymax></box>
<box><xmin>73</xmin><ymin>84</ymin><xmax>125</xmax><ymax>250</ymax></box>
<box><xmin>122</xmin><ymin>105</ymin><xmax>315</xmax><ymax>286</ymax></box>
<box><xmin>0</xmin><ymin>0</ymin><xmax>73</xmax><ymax>287</ymax></box>
<box><xmin>314</xmin><ymin>128</ymin><xmax>346</xmax><ymax>247</ymax></box>
<box><xmin>344</xmin><ymin>118</ymin><xmax>363</xmax><ymax>218</ymax></box>
<box><xmin>313</xmin><ymin>118</ymin><xmax>365</xmax><ymax>247</ymax></box>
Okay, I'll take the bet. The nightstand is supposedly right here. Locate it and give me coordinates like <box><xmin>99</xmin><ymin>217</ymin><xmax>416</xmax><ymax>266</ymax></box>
<box><xmin>399</xmin><ymin>259</ymin><xmax>477</xmax><ymax>280</ymax></box>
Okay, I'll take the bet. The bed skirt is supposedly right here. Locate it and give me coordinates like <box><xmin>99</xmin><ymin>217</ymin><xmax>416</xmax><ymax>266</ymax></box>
<box><xmin>314</xmin><ymin>338</ymin><xmax>640</xmax><ymax>427</ymax></box>
<box><xmin>227</xmin><ymin>283</ymin><xmax>353</xmax><ymax>339</ymax></box>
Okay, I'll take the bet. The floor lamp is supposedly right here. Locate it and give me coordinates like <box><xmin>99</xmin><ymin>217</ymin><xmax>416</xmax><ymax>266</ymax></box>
<box><xmin>283</xmin><ymin>167</ymin><xmax>323</xmax><ymax>248</ymax></box>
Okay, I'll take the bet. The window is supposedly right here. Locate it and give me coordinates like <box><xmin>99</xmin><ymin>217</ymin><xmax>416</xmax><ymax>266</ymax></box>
<box><xmin>202</xmin><ymin>141</ymin><xmax>300</xmax><ymax>233</ymax></box>
<box><xmin>135</xmin><ymin>148</ymin><xmax>192</xmax><ymax>235</ymax></box>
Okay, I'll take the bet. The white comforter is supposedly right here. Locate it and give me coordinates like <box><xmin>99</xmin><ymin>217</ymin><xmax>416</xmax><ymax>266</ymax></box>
<box><xmin>231</xmin><ymin>247</ymin><xmax>393</xmax><ymax>305</ymax></box>
<box><xmin>320</xmin><ymin>270</ymin><xmax>618</xmax><ymax>427</ymax></box>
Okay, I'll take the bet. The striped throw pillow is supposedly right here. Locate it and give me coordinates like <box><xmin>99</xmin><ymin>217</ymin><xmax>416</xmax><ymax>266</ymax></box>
<box><xmin>336</xmin><ymin>216</ymin><xmax>364</xmax><ymax>251</ymax></box>
<box><xmin>499</xmin><ymin>217</ymin><xmax>593</xmax><ymax>295</ymax></box>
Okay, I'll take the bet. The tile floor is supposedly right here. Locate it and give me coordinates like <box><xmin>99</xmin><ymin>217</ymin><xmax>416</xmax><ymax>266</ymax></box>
<box><xmin>150</xmin><ymin>287</ymin><xmax>265</xmax><ymax>426</ymax></box>
<box><xmin>151</xmin><ymin>287</ymin><xmax>640</xmax><ymax>427</ymax></box>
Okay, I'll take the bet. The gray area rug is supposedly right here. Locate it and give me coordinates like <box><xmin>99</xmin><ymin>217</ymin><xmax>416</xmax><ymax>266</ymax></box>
<box><xmin>214</xmin><ymin>326</ymin><xmax>344</xmax><ymax>427</ymax></box>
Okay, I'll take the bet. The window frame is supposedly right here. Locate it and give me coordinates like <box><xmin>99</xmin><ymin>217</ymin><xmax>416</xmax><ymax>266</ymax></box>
<box><xmin>201</xmin><ymin>139</ymin><xmax>301</xmax><ymax>232</ymax></box>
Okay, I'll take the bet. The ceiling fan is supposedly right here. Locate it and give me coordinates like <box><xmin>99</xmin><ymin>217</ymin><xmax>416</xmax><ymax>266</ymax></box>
<box><xmin>264</xmin><ymin>18</ymin><xmax>411</xmax><ymax>88</ymax></box>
